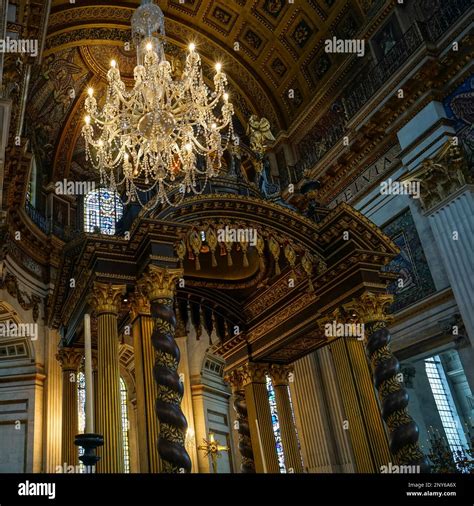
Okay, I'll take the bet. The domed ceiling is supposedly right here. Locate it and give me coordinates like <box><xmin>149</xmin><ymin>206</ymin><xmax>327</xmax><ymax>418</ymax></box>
<box><xmin>25</xmin><ymin>0</ymin><xmax>372</xmax><ymax>182</ymax></box>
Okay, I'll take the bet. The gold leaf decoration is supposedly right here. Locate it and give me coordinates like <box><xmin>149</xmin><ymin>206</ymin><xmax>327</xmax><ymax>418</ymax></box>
<box><xmin>284</xmin><ymin>242</ymin><xmax>297</xmax><ymax>268</ymax></box>
<box><xmin>268</xmin><ymin>235</ymin><xmax>281</xmax><ymax>275</ymax></box>
<box><xmin>206</xmin><ymin>226</ymin><xmax>218</xmax><ymax>267</ymax></box>
<box><xmin>301</xmin><ymin>251</ymin><xmax>314</xmax><ymax>292</ymax></box>
<box><xmin>189</xmin><ymin>230</ymin><xmax>202</xmax><ymax>271</ymax></box>
<box><xmin>176</xmin><ymin>239</ymin><xmax>186</xmax><ymax>268</ymax></box>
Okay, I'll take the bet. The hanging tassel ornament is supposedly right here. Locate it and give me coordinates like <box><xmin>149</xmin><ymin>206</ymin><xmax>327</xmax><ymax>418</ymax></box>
<box><xmin>225</xmin><ymin>241</ymin><xmax>233</xmax><ymax>267</ymax></box>
<box><xmin>240</xmin><ymin>239</ymin><xmax>249</xmax><ymax>267</ymax></box>
<box><xmin>206</xmin><ymin>226</ymin><xmax>218</xmax><ymax>267</ymax></box>
<box><xmin>284</xmin><ymin>242</ymin><xmax>297</xmax><ymax>269</ymax></box>
<box><xmin>301</xmin><ymin>251</ymin><xmax>315</xmax><ymax>293</ymax></box>
<box><xmin>189</xmin><ymin>229</ymin><xmax>202</xmax><ymax>271</ymax></box>
<box><xmin>176</xmin><ymin>239</ymin><xmax>186</xmax><ymax>269</ymax></box>
<box><xmin>268</xmin><ymin>235</ymin><xmax>281</xmax><ymax>275</ymax></box>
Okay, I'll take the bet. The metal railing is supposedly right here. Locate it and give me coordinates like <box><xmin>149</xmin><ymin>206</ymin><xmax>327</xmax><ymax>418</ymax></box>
<box><xmin>296</xmin><ymin>0</ymin><xmax>472</xmax><ymax>174</ymax></box>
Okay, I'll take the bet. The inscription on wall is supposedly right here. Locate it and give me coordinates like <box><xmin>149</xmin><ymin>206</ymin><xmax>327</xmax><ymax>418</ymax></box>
<box><xmin>328</xmin><ymin>144</ymin><xmax>401</xmax><ymax>208</ymax></box>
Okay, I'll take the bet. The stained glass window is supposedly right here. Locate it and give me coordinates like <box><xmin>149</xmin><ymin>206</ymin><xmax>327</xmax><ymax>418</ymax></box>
<box><xmin>265</xmin><ymin>375</ymin><xmax>287</xmax><ymax>473</ymax></box>
<box><xmin>84</xmin><ymin>188</ymin><xmax>123</xmax><ymax>235</ymax></box>
<box><xmin>425</xmin><ymin>356</ymin><xmax>468</xmax><ymax>453</ymax></box>
<box><xmin>120</xmin><ymin>377</ymin><xmax>130</xmax><ymax>473</ymax></box>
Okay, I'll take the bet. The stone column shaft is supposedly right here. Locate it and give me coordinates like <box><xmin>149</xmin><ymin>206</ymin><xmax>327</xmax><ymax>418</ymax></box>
<box><xmin>89</xmin><ymin>282</ymin><xmax>126</xmax><ymax>473</ymax></box>
<box><xmin>241</xmin><ymin>363</ymin><xmax>279</xmax><ymax>473</ymax></box>
<box><xmin>131</xmin><ymin>293</ymin><xmax>160</xmax><ymax>473</ymax></box>
<box><xmin>270</xmin><ymin>365</ymin><xmax>303</xmax><ymax>473</ymax></box>
<box><xmin>44</xmin><ymin>329</ymin><xmax>62</xmax><ymax>472</ymax></box>
<box><xmin>225</xmin><ymin>369</ymin><xmax>255</xmax><ymax>473</ymax></box>
<box><xmin>57</xmin><ymin>347</ymin><xmax>82</xmax><ymax>467</ymax></box>
<box><xmin>330</xmin><ymin>337</ymin><xmax>390</xmax><ymax>472</ymax></box>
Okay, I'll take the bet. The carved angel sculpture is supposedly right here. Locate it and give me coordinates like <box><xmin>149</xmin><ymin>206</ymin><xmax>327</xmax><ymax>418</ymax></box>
<box><xmin>246</xmin><ymin>115</ymin><xmax>275</xmax><ymax>154</ymax></box>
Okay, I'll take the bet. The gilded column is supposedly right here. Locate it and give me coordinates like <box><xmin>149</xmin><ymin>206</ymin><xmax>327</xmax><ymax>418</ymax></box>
<box><xmin>269</xmin><ymin>365</ymin><xmax>303</xmax><ymax>473</ymax></box>
<box><xmin>89</xmin><ymin>282</ymin><xmax>126</xmax><ymax>473</ymax></box>
<box><xmin>130</xmin><ymin>289</ymin><xmax>160</xmax><ymax>473</ymax></box>
<box><xmin>139</xmin><ymin>265</ymin><xmax>191</xmax><ymax>473</ymax></box>
<box><xmin>56</xmin><ymin>347</ymin><xmax>82</xmax><ymax>468</ymax></box>
<box><xmin>345</xmin><ymin>292</ymin><xmax>430</xmax><ymax>471</ymax></box>
<box><xmin>240</xmin><ymin>363</ymin><xmax>280</xmax><ymax>473</ymax></box>
<box><xmin>225</xmin><ymin>369</ymin><xmax>255</xmax><ymax>473</ymax></box>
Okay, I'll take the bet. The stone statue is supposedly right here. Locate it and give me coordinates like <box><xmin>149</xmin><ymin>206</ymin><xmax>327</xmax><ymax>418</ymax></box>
<box><xmin>246</xmin><ymin>115</ymin><xmax>275</xmax><ymax>156</ymax></box>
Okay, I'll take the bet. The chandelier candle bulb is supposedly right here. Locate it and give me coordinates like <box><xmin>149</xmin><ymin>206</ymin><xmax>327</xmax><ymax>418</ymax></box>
<box><xmin>82</xmin><ymin>0</ymin><xmax>234</xmax><ymax>206</ymax></box>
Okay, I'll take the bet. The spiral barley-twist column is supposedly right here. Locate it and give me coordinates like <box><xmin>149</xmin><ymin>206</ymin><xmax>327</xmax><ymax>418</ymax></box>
<box><xmin>345</xmin><ymin>292</ymin><xmax>430</xmax><ymax>471</ymax></box>
<box><xmin>139</xmin><ymin>265</ymin><xmax>192</xmax><ymax>473</ymax></box>
<box><xmin>225</xmin><ymin>369</ymin><xmax>255</xmax><ymax>473</ymax></box>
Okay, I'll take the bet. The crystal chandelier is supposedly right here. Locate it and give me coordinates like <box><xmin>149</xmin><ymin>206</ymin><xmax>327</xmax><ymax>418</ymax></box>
<box><xmin>82</xmin><ymin>0</ymin><xmax>234</xmax><ymax>206</ymax></box>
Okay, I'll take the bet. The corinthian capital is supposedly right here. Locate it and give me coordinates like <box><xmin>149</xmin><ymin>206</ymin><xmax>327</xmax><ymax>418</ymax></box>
<box><xmin>269</xmin><ymin>364</ymin><xmax>293</xmax><ymax>386</ymax></box>
<box><xmin>88</xmin><ymin>282</ymin><xmax>126</xmax><ymax>316</ymax></box>
<box><xmin>343</xmin><ymin>291</ymin><xmax>393</xmax><ymax>324</ymax></box>
<box><xmin>56</xmin><ymin>347</ymin><xmax>83</xmax><ymax>371</ymax></box>
<box><xmin>129</xmin><ymin>288</ymin><xmax>151</xmax><ymax>322</ymax></box>
<box><xmin>224</xmin><ymin>369</ymin><xmax>244</xmax><ymax>391</ymax></box>
<box><xmin>239</xmin><ymin>362</ymin><xmax>268</xmax><ymax>386</ymax></box>
<box><xmin>138</xmin><ymin>265</ymin><xmax>183</xmax><ymax>302</ymax></box>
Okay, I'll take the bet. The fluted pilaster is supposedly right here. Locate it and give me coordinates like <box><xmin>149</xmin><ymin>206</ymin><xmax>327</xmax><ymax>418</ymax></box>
<box><xmin>130</xmin><ymin>290</ymin><xmax>160</xmax><ymax>473</ymax></box>
<box><xmin>44</xmin><ymin>329</ymin><xmax>63</xmax><ymax>472</ymax></box>
<box><xmin>225</xmin><ymin>369</ymin><xmax>255</xmax><ymax>473</ymax></box>
<box><xmin>56</xmin><ymin>347</ymin><xmax>82</xmax><ymax>467</ymax></box>
<box><xmin>89</xmin><ymin>282</ymin><xmax>125</xmax><ymax>473</ymax></box>
<box><xmin>240</xmin><ymin>363</ymin><xmax>279</xmax><ymax>473</ymax></box>
<box><xmin>269</xmin><ymin>364</ymin><xmax>303</xmax><ymax>473</ymax></box>
<box><xmin>139</xmin><ymin>265</ymin><xmax>191</xmax><ymax>473</ymax></box>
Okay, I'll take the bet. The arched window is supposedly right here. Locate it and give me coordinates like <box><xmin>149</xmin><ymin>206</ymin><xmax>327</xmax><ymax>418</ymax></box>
<box><xmin>120</xmin><ymin>377</ymin><xmax>130</xmax><ymax>473</ymax></box>
<box><xmin>84</xmin><ymin>188</ymin><xmax>123</xmax><ymax>235</ymax></box>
